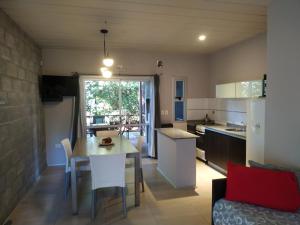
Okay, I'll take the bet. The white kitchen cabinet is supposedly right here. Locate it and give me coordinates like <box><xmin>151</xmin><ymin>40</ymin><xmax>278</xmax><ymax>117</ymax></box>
<box><xmin>250</xmin><ymin>80</ymin><xmax>263</xmax><ymax>97</ymax></box>
<box><xmin>216</xmin><ymin>83</ymin><xmax>236</xmax><ymax>98</ymax></box>
<box><xmin>236</xmin><ymin>81</ymin><xmax>251</xmax><ymax>98</ymax></box>
<box><xmin>217</xmin><ymin>80</ymin><xmax>263</xmax><ymax>98</ymax></box>
<box><xmin>236</xmin><ymin>80</ymin><xmax>263</xmax><ymax>98</ymax></box>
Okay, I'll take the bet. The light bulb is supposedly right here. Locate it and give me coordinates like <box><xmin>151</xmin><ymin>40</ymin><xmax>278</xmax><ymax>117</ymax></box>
<box><xmin>198</xmin><ymin>35</ymin><xmax>207</xmax><ymax>41</ymax></box>
<box><xmin>103</xmin><ymin>57</ymin><xmax>114</xmax><ymax>67</ymax></box>
<box><xmin>100</xmin><ymin>66</ymin><xmax>108</xmax><ymax>73</ymax></box>
<box><xmin>102</xmin><ymin>69</ymin><xmax>112</xmax><ymax>78</ymax></box>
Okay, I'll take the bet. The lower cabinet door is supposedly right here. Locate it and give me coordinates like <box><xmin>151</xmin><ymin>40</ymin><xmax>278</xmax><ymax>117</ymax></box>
<box><xmin>206</xmin><ymin>130</ymin><xmax>246</xmax><ymax>172</ymax></box>
<box><xmin>206</xmin><ymin>130</ymin><xmax>229</xmax><ymax>170</ymax></box>
<box><xmin>227</xmin><ymin>137</ymin><xmax>246</xmax><ymax>165</ymax></box>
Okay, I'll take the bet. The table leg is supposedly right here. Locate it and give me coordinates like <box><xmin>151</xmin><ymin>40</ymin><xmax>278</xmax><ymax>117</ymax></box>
<box><xmin>134</xmin><ymin>153</ymin><xmax>140</xmax><ymax>206</ymax></box>
<box><xmin>71</xmin><ymin>158</ymin><xmax>78</xmax><ymax>214</ymax></box>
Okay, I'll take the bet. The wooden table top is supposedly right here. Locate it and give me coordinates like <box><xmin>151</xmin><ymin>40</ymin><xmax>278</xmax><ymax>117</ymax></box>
<box><xmin>72</xmin><ymin>136</ymin><xmax>139</xmax><ymax>159</ymax></box>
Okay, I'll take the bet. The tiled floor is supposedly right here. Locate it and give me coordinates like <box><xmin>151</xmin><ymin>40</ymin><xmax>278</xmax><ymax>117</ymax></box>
<box><xmin>7</xmin><ymin>159</ymin><xmax>225</xmax><ymax>225</ymax></box>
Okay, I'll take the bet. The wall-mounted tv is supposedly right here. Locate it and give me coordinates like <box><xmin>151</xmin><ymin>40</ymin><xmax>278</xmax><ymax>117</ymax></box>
<box><xmin>40</xmin><ymin>75</ymin><xmax>79</xmax><ymax>102</ymax></box>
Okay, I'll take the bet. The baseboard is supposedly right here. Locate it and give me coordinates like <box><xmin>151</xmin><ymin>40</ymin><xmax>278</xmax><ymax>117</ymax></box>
<box><xmin>207</xmin><ymin>161</ymin><xmax>227</xmax><ymax>175</ymax></box>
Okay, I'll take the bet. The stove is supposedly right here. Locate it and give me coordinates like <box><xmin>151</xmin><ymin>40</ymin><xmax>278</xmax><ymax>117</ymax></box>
<box><xmin>196</xmin><ymin>125</ymin><xmax>206</xmax><ymax>133</ymax></box>
<box><xmin>187</xmin><ymin>121</ymin><xmax>209</xmax><ymax>162</ymax></box>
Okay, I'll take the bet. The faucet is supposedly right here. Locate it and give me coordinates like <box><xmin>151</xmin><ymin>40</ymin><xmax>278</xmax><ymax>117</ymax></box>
<box><xmin>240</xmin><ymin>121</ymin><xmax>246</xmax><ymax>131</ymax></box>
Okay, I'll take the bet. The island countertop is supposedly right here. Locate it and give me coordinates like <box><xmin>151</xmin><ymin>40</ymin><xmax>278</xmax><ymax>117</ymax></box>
<box><xmin>156</xmin><ymin>128</ymin><xmax>198</xmax><ymax>139</ymax></box>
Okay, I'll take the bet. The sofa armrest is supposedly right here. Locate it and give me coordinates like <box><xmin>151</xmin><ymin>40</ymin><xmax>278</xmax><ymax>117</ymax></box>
<box><xmin>211</xmin><ymin>178</ymin><xmax>227</xmax><ymax>225</ymax></box>
<box><xmin>212</xmin><ymin>178</ymin><xmax>227</xmax><ymax>207</ymax></box>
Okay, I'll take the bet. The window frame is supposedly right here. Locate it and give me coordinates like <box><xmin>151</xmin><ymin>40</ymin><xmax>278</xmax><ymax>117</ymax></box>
<box><xmin>172</xmin><ymin>77</ymin><xmax>187</xmax><ymax>122</ymax></box>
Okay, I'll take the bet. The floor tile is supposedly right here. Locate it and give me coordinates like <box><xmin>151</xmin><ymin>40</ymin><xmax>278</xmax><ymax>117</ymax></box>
<box><xmin>6</xmin><ymin>159</ymin><xmax>224</xmax><ymax>225</ymax></box>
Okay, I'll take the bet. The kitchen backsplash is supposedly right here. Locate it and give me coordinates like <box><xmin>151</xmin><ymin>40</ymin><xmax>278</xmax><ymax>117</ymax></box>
<box><xmin>187</xmin><ymin>98</ymin><xmax>247</xmax><ymax>125</ymax></box>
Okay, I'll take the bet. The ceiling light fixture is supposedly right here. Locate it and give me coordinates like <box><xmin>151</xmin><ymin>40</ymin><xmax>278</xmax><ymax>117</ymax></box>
<box><xmin>100</xmin><ymin>67</ymin><xmax>112</xmax><ymax>78</ymax></box>
<box><xmin>100</xmin><ymin>28</ymin><xmax>114</xmax><ymax>77</ymax></box>
<box><xmin>100</xmin><ymin>66</ymin><xmax>108</xmax><ymax>74</ymax></box>
<box><xmin>103</xmin><ymin>58</ymin><xmax>114</xmax><ymax>67</ymax></box>
<box><xmin>102</xmin><ymin>69</ymin><xmax>112</xmax><ymax>78</ymax></box>
<box><xmin>198</xmin><ymin>34</ymin><xmax>207</xmax><ymax>41</ymax></box>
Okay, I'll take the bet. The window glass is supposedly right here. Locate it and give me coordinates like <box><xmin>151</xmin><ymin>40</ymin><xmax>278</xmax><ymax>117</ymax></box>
<box><xmin>175</xmin><ymin>101</ymin><xmax>184</xmax><ymax>121</ymax></box>
<box><xmin>175</xmin><ymin>80</ymin><xmax>184</xmax><ymax>98</ymax></box>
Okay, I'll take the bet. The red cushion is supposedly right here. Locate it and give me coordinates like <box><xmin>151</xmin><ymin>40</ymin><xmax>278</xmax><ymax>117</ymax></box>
<box><xmin>226</xmin><ymin>162</ymin><xmax>300</xmax><ymax>212</ymax></box>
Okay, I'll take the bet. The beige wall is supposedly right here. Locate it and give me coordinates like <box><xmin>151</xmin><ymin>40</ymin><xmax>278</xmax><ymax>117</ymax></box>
<box><xmin>265</xmin><ymin>0</ymin><xmax>300</xmax><ymax>169</ymax></box>
<box><xmin>208</xmin><ymin>34</ymin><xmax>267</xmax><ymax>97</ymax></box>
<box><xmin>42</xmin><ymin>48</ymin><xmax>210</xmax><ymax>123</ymax></box>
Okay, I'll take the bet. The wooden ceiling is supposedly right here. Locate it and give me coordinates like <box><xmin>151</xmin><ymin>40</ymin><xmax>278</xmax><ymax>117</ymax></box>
<box><xmin>0</xmin><ymin>0</ymin><xmax>270</xmax><ymax>53</ymax></box>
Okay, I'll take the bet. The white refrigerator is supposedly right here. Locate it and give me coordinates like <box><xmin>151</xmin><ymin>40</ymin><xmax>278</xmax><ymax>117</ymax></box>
<box><xmin>246</xmin><ymin>98</ymin><xmax>265</xmax><ymax>165</ymax></box>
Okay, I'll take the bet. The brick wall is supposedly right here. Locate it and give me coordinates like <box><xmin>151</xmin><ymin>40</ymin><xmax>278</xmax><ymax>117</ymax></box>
<box><xmin>0</xmin><ymin>10</ymin><xmax>46</xmax><ymax>223</ymax></box>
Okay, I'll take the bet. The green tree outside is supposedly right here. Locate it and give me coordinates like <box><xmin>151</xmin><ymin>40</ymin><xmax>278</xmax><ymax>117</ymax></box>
<box><xmin>85</xmin><ymin>80</ymin><xmax>140</xmax><ymax>124</ymax></box>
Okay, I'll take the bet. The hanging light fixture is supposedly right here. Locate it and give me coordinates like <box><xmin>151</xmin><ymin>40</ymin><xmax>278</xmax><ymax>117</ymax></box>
<box><xmin>100</xmin><ymin>29</ymin><xmax>114</xmax><ymax>67</ymax></box>
<box><xmin>100</xmin><ymin>66</ymin><xmax>112</xmax><ymax>78</ymax></box>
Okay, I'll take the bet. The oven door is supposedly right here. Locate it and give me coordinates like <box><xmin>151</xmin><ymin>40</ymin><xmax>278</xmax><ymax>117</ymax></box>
<box><xmin>195</xmin><ymin>131</ymin><xmax>206</xmax><ymax>150</ymax></box>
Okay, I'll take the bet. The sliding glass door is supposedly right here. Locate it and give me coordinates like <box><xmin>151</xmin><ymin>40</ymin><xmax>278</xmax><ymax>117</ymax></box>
<box><xmin>81</xmin><ymin>77</ymin><xmax>153</xmax><ymax>154</ymax></box>
<box><xmin>85</xmin><ymin>80</ymin><xmax>120</xmax><ymax>128</ymax></box>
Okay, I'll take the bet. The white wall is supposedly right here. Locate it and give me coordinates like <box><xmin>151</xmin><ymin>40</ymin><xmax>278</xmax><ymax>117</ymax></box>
<box><xmin>42</xmin><ymin>48</ymin><xmax>210</xmax><ymax>123</ymax></box>
<box><xmin>265</xmin><ymin>0</ymin><xmax>300</xmax><ymax>169</ymax></box>
<box><xmin>208</xmin><ymin>34</ymin><xmax>267</xmax><ymax>97</ymax></box>
<box><xmin>44</xmin><ymin>97</ymin><xmax>74</xmax><ymax>166</ymax></box>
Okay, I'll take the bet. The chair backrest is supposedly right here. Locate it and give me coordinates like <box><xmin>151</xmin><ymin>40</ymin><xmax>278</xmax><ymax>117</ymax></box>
<box><xmin>96</xmin><ymin>130</ymin><xmax>119</xmax><ymax>137</ymax></box>
<box><xmin>173</xmin><ymin>122</ymin><xmax>187</xmax><ymax>131</ymax></box>
<box><xmin>135</xmin><ymin>136</ymin><xmax>145</xmax><ymax>152</ymax></box>
<box><xmin>89</xmin><ymin>153</ymin><xmax>126</xmax><ymax>190</ymax></box>
<box><xmin>61</xmin><ymin>138</ymin><xmax>72</xmax><ymax>172</ymax></box>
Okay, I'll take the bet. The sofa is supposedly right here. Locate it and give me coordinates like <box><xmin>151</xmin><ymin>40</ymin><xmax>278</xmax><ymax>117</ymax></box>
<box><xmin>212</xmin><ymin>178</ymin><xmax>300</xmax><ymax>225</ymax></box>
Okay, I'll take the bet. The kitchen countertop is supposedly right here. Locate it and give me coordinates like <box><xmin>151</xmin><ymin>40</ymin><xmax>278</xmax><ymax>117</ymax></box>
<box><xmin>204</xmin><ymin>125</ymin><xmax>246</xmax><ymax>140</ymax></box>
<box><xmin>156</xmin><ymin>128</ymin><xmax>198</xmax><ymax>139</ymax></box>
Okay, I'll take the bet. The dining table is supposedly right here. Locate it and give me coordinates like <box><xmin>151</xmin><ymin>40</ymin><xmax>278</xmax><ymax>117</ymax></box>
<box><xmin>70</xmin><ymin>136</ymin><xmax>140</xmax><ymax>215</ymax></box>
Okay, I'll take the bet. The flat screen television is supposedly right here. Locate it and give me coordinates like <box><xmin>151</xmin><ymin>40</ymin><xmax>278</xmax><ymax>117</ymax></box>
<box><xmin>40</xmin><ymin>75</ymin><xmax>79</xmax><ymax>102</ymax></box>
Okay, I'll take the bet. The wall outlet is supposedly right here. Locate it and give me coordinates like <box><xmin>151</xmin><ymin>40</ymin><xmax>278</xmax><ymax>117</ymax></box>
<box><xmin>165</xmin><ymin>110</ymin><xmax>168</xmax><ymax>115</ymax></box>
<box><xmin>55</xmin><ymin>143</ymin><xmax>61</xmax><ymax>149</ymax></box>
<box><xmin>161</xmin><ymin>110</ymin><xmax>165</xmax><ymax>116</ymax></box>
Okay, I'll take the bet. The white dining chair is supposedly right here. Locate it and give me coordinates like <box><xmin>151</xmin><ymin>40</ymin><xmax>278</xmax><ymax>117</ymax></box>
<box><xmin>89</xmin><ymin>153</ymin><xmax>127</xmax><ymax>219</ymax></box>
<box><xmin>135</xmin><ymin>136</ymin><xmax>145</xmax><ymax>192</ymax></box>
<box><xmin>96</xmin><ymin>130</ymin><xmax>119</xmax><ymax>137</ymax></box>
<box><xmin>61</xmin><ymin>138</ymin><xmax>90</xmax><ymax>199</ymax></box>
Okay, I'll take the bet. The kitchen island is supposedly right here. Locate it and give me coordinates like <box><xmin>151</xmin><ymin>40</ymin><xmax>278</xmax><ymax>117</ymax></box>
<box><xmin>156</xmin><ymin>128</ymin><xmax>198</xmax><ymax>188</ymax></box>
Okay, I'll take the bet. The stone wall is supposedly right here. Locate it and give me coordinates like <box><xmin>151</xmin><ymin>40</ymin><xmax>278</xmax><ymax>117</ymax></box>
<box><xmin>0</xmin><ymin>10</ymin><xmax>46</xmax><ymax>223</ymax></box>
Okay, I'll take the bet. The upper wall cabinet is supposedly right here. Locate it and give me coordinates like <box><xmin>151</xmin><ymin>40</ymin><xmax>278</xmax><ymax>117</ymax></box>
<box><xmin>235</xmin><ymin>81</ymin><xmax>251</xmax><ymax>98</ymax></box>
<box><xmin>217</xmin><ymin>80</ymin><xmax>263</xmax><ymax>98</ymax></box>
<box><xmin>216</xmin><ymin>83</ymin><xmax>236</xmax><ymax>98</ymax></box>
<box><xmin>250</xmin><ymin>80</ymin><xmax>263</xmax><ymax>98</ymax></box>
